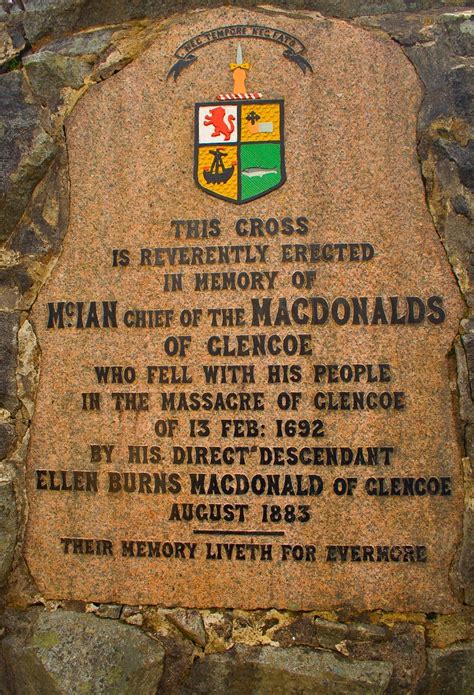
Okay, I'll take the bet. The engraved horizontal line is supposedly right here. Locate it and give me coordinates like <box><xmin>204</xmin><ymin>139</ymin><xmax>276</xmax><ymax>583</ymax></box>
<box><xmin>192</xmin><ymin>530</ymin><xmax>285</xmax><ymax>537</ymax></box>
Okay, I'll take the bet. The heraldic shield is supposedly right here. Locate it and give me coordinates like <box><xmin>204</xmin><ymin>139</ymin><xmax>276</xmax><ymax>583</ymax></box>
<box><xmin>194</xmin><ymin>100</ymin><xmax>285</xmax><ymax>204</ymax></box>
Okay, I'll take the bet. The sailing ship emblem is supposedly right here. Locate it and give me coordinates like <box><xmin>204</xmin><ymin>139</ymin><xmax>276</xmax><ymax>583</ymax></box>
<box><xmin>194</xmin><ymin>45</ymin><xmax>285</xmax><ymax>204</ymax></box>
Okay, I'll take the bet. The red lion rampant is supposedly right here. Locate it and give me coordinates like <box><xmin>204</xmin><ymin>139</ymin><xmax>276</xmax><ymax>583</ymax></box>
<box><xmin>203</xmin><ymin>106</ymin><xmax>235</xmax><ymax>141</ymax></box>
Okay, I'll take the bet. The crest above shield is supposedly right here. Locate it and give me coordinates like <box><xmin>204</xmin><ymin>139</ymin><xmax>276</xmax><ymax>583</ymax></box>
<box><xmin>193</xmin><ymin>43</ymin><xmax>285</xmax><ymax>204</ymax></box>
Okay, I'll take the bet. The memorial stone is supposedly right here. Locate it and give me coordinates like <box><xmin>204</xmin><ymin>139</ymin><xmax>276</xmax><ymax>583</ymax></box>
<box><xmin>23</xmin><ymin>8</ymin><xmax>464</xmax><ymax>613</ymax></box>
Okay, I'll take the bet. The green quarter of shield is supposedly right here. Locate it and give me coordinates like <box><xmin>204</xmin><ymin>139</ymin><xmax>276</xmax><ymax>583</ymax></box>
<box><xmin>240</xmin><ymin>142</ymin><xmax>284</xmax><ymax>202</ymax></box>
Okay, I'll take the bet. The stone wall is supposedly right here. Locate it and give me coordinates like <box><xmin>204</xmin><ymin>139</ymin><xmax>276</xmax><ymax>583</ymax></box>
<box><xmin>0</xmin><ymin>1</ymin><xmax>473</xmax><ymax>692</ymax></box>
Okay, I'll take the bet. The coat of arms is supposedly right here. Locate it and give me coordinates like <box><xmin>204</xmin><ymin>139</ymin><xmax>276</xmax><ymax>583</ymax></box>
<box><xmin>194</xmin><ymin>45</ymin><xmax>285</xmax><ymax>204</ymax></box>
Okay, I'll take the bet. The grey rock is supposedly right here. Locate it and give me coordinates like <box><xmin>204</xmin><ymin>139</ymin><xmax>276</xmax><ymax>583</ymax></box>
<box><xmin>6</xmin><ymin>22</ymin><xmax>25</xmax><ymax>52</ymax></box>
<box><xmin>0</xmin><ymin>475</ymin><xmax>17</xmax><ymax>585</ymax></box>
<box><xmin>201</xmin><ymin>610</ymin><xmax>233</xmax><ymax>651</ymax></box>
<box><xmin>122</xmin><ymin>613</ymin><xmax>143</xmax><ymax>626</ymax></box>
<box><xmin>468</xmin><ymin>246</ymin><xmax>474</xmax><ymax>284</ymax></box>
<box><xmin>312</xmin><ymin>617</ymin><xmax>350</xmax><ymax>649</ymax></box>
<box><xmin>405</xmin><ymin>13</ymin><xmax>474</xmax><ymax>314</ymax></box>
<box><xmin>458</xmin><ymin>505</ymin><xmax>474</xmax><ymax>605</ymax></box>
<box><xmin>19</xmin><ymin>0</ymin><xmax>199</xmax><ymax>42</ymax></box>
<box><xmin>417</xmin><ymin>642</ymin><xmax>474</xmax><ymax>694</ymax></box>
<box><xmin>21</xmin><ymin>1</ymin><xmax>470</xmax><ymax>43</ymax></box>
<box><xmin>447</xmin><ymin>64</ymin><xmax>473</xmax><ymax>124</ymax></box>
<box><xmin>155</xmin><ymin>634</ymin><xmax>194</xmax><ymax>695</ymax></box>
<box><xmin>1</xmin><ymin>1</ymin><xmax>25</xmax><ymax>16</ymax></box>
<box><xmin>20</xmin><ymin>0</ymin><xmax>224</xmax><ymax>42</ymax></box>
<box><xmin>398</xmin><ymin>15</ymin><xmax>473</xmax><ymax>131</ymax></box>
<box><xmin>120</xmin><ymin>605</ymin><xmax>143</xmax><ymax>626</ymax></box>
<box><xmin>167</xmin><ymin>608</ymin><xmax>207</xmax><ymax>647</ymax></box>
<box><xmin>274</xmin><ymin>616</ymin><xmax>321</xmax><ymax>649</ymax></box>
<box><xmin>349</xmin><ymin>623</ymin><xmax>426</xmax><ymax>695</ymax></box>
<box><xmin>358</xmin><ymin>10</ymin><xmax>474</xmax><ymax>51</ymax></box>
<box><xmin>417</xmin><ymin>139</ymin><xmax>473</xmax><ymax>305</ymax></box>
<box><xmin>0</xmin><ymin>654</ymin><xmax>10</xmax><ymax>695</ymax></box>
<box><xmin>355</xmin><ymin>11</ymin><xmax>440</xmax><ymax>47</ymax></box>
<box><xmin>456</xmin><ymin>338</ymin><xmax>474</xmax><ymax>424</ymax></box>
<box><xmin>0</xmin><ymin>421</ymin><xmax>15</xmax><ymax>459</ymax></box>
<box><xmin>466</xmin><ymin>423</ymin><xmax>474</xmax><ymax>463</ymax></box>
<box><xmin>443</xmin><ymin>208</ymin><xmax>474</xmax><ymax>299</ymax></box>
<box><xmin>180</xmin><ymin>644</ymin><xmax>392</xmax><ymax>695</ymax></box>
<box><xmin>0</xmin><ymin>23</ymin><xmax>26</xmax><ymax>68</ymax></box>
<box><xmin>0</xmin><ymin>608</ymin><xmax>165</xmax><ymax>695</ymax></box>
<box><xmin>95</xmin><ymin>604</ymin><xmax>122</xmax><ymax>620</ymax></box>
<box><xmin>347</xmin><ymin>621</ymin><xmax>387</xmax><ymax>642</ymax></box>
<box><xmin>439</xmin><ymin>12</ymin><xmax>474</xmax><ymax>57</ymax></box>
<box><xmin>39</xmin><ymin>27</ymin><xmax>113</xmax><ymax>57</ymax></box>
<box><xmin>0</xmin><ymin>312</ymin><xmax>19</xmax><ymax>413</ymax></box>
<box><xmin>457</xmin><ymin>449</ymin><xmax>474</xmax><ymax>604</ymax></box>
<box><xmin>0</xmin><ymin>71</ymin><xmax>56</xmax><ymax>241</ymax></box>
<box><xmin>440</xmin><ymin>140</ymin><xmax>474</xmax><ymax>192</ymax></box>
<box><xmin>91</xmin><ymin>48</ymin><xmax>133</xmax><ymax>82</ymax></box>
<box><xmin>405</xmin><ymin>41</ymin><xmax>453</xmax><ymax>125</ymax></box>
<box><xmin>8</xmin><ymin>147</ymin><xmax>69</xmax><ymax>257</ymax></box>
<box><xmin>452</xmin><ymin>195</ymin><xmax>472</xmax><ymax>220</ymax></box>
<box><xmin>7</xmin><ymin>223</ymin><xmax>46</xmax><ymax>255</ymax></box>
<box><xmin>22</xmin><ymin>0</ymin><xmax>86</xmax><ymax>43</ymax></box>
<box><xmin>317</xmin><ymin>617</ymin><xmax>386</xmax><ymax>647</ymax></box>
<box><xmin>23</xmin><ymin>51</ymin><xmax>90</xmax><ymax>110</ymax></box>
<box><xmin>0</xmin><ymin>266</ymin><xmax>33</xmax><ymax>300</ymax></box>
<box><xmin>276</xmin><ymin>616</ymin><xmax>387</xmax><ymax>651</ymax></box>
<box><xmin>462</xmin><ymin>332</ymin><xmax>474</xmax><ymax>398</ymax></box>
